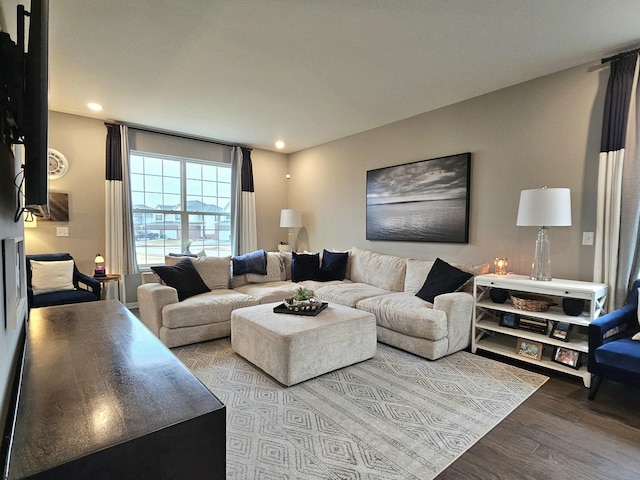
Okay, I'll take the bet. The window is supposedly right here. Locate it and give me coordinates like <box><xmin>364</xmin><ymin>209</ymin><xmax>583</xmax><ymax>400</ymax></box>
<box><xmin>130</xmin><ymin>151</ymin><xmax>232</xmax><ymax>267</ymax></box>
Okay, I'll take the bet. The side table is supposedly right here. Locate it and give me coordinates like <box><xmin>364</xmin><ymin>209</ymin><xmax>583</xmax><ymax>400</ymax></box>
<box><xmin>94</xmin><ymin>273</ymin><xmax>122</xmax><ymax>301</ymax></box>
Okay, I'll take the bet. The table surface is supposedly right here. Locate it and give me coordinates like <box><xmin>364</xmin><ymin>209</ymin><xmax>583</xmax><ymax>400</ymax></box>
<box><xmin>94</xmin><ymin>273</ymin><xmax>121</xmax><ymax>281</ymax></box>
<box><xmin>7</xmin><ymin>300</ymin><xmax>223</xmax><ymax>479</ymax></box>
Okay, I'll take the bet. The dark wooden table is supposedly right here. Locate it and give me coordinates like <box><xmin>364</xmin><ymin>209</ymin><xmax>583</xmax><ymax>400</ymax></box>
<box><xmin>6</xmin><ymin>300</ymin><xmax>225</xmax><ymax>479</ymax></box>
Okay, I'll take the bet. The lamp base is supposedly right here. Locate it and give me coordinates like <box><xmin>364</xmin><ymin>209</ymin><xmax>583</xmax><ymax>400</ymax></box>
<box><xmin>531</xmin><ymin>226</ymin><xmax>551</xmax><ymax>281</ymax></box>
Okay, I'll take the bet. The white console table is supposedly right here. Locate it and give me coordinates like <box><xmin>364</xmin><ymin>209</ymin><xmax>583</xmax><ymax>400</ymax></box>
<box><xmin>472</xmin><ymin>274</ymin><xmax>608</xmax><ymax>387</ymax></box>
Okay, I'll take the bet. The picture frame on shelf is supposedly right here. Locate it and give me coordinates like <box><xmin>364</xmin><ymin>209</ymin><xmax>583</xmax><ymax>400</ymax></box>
<box><xmin>552</xmin><ymin>346</ymin><xmax>582</xmax><ymax>369</ymax></box>
<box><xmin>549</xmin><ymin>321</ymin><xmax>573</xmax><ymax>342</ymax></box>
<box><xmin>516</xmin><ymin>338</ymin><xmax>543</xmax><ymax>361</ymax></box>
<box><xmin>498</xmin><ymin>312</ymin><xmax>519</xmax><ymax>328</ymax></box>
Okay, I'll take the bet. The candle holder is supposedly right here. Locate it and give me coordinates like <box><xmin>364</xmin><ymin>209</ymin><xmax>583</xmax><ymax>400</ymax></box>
<box><xmin>94</xmin><ymin>253</ymin><xmax>106</xmax><ymax>277</ymax></box>
<box><xmin>494</xmin><ymin>257</ymin><xmax>508</xmax><ymax>275</ymax></box>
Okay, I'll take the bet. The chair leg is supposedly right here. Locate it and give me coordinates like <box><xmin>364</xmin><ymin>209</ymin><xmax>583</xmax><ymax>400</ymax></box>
<box><xmin>588</xmin><ymin>375</ymin><xmax>604</xmax><ymax>400</ymax></box>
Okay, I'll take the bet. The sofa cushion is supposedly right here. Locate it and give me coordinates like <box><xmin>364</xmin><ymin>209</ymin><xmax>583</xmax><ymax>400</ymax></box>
<box><xmin>162</xmin><ymin>289</ymin><xmax>258</xmax><ymax>328</ymax></box>
<box><xmin>234</xmin><ymin>281</ymin><xmax>300</xmax><ymax>304</ymax></box>
<box><xmin>404</xmin><ymin>259</ymin><xmax>436</xmax><ymax>294</ymax></box>
<box><xmin>152</xmin><ymin>258</ymin><xmax>211</xmax><ymax>301</ymax></box>
<box><xmin>246</xmin><ymin>252</ymin><xmax>285</xmax><ymax>283</ymax></box>
<box><xmin>232</xmin><ymin>249</ymin><xmax>267</xmax><ymax>276</ymax></box>
<box><xmin>165</xmin><ymin>255</ymin><xmax>231</xmax><ymax>290</ymax></box>
<box><xmin>452</xmin><ymin>261</ymin><xmax>491</xmax><ymax>293</ymax></box>
<box><xmin>315</xmin><ymin>282</ymin><xmax>391</xmax><ymax>308</ymax></box>
<box><xmin>404</xmin><ymin>258</ymin><xmax>489</xmax><ymax>294</ymax></box>
<box><xmin>357</xmin><ymin>292</ymin><xmax>448</xmax><ymax>341</ymax></box>
<box><xmin>30</xmin><ymin>259</ymin><xmax>75</xmax><ymax>295</ymax></box>
<box><xmin>292</xmin><ymin>252</ymin><xmax>320</xmax><ymax>282</ymax></box>
<box><xmin>416</xmin><ymin>258</ymin><xmax>472</xmax><ymax>303</ymax></box>
<box><xmin>594</xmin><ymin>338</ymin><xmax>640</xmax><ymax>371</ymax></box>
<box><xmin>316</xmin><ymin>249</ymin><xmax>349</xmax><ymax>281</ymax></box>
<box><xmin>349</xmin><ymin>247</ymin><xmax>406</xmax><ymax>291</ymax></box>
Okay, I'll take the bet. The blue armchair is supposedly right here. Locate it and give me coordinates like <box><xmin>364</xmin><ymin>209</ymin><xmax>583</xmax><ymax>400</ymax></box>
<box><xmin>588</xmin><ymin>279</ymin><xmax>640</xmax><ymax>400</ymax></box>
<box><xmin>26</xmin><ymin>253</ymin><xmax>101</xmax><ymax>308</ymax></box>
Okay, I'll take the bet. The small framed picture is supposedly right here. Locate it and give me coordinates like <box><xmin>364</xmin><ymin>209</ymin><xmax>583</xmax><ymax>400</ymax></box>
<box><xmin>516</xmin><ymin>338</ymin><xmax>543</xmax><ymax>361</ymax></box>
<box><xmin>552</xmin><ymin>346</ymin><xmax>582</xmax><ymax>369</ymax></box>
<box><xmin>549</xmin><ymin>321</ymin><xmax>573</xmax><ymax>342</ymax></box>
<box><xmin>499</xmin><ymin>312</ymin><xmax>519</xmax><ymax>328</ymax></box>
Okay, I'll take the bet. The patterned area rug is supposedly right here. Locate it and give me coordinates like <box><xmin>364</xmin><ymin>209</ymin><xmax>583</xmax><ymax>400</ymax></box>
<box><xmin>173</xmin><ymin>339</ymin><xmax>547</xmax><ymax>480</ymax></box>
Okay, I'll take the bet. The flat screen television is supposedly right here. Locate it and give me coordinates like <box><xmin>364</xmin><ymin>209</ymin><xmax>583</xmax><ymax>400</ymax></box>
<box><xmin>22</xmin><ymin>0</ymin><xmax>49</xmax><ymax>218</ymax></box>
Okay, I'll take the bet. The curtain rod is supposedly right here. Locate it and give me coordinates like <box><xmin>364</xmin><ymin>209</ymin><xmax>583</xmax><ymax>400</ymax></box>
<box><xmin>601</xmin><ymin>46</ymin><xmax>640</xmax><ymax>64</ymax></box>
<box><xmin>104</xmin><ymin>121</ymin><xmax>252</xmax><ymax>151</ymax></box>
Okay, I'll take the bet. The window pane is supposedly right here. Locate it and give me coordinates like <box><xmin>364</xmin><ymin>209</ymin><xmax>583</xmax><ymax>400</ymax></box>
<box><xmin>186</xmin><ymin>179</ymin><xmax>202</xmax><ymax>197</ymax></box>
<box><xmin>145</xmin><ymin>175</ymin><xmax>163</xmax><ymax>193</ymax></box>
<box><xmin>186</xmin><ymin>162</ymin><xmax>201</xmax><ymax>179</ymax></box>
<box><xmin>144</xmin><ymin>156</ymin><xmax>163</xmax><ymax>173</ymax></box>
<box><xmin>202</xmin><ymin>165</ymin><xmax>217</xmax><ymax>182</ymax></box>
<box><xmin>218</xmin><ymin>168</ymin><xmax>231</xmax><ymax>183</ymax></box>
<box><xmin>163</xmin><ymin>159</ymin><xmax>180</xmax><ymax>177</ymax></box>
<box><xmin>163</xmin><ymin>176</ymin><xmax>180</xmax><ymax>195</ymax></box>
<box><xmin>145</xmin><ymin>192</ymin><xmax>162</xmax><ymax>207</ymax></box>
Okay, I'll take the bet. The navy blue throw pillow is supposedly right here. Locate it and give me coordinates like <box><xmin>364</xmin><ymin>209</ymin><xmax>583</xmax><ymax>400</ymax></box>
<box><xmin>151</xmin><ymin>258</ymin><xmax>210</xmax><ymax>301</ymax></box>
<box><xmin>415</xmin><ymin>258</ymin><xmax>472</xmax><ymax>304</ymax></box>
<box><xmin>316</xmin><ymin>250</ymin><xmax>348</xmax><ymax>281</ymax></box>
<box><xmin>232</xmin><ymin>249</ymin><xmax>267</xmax><ymax>276</ymax></box>
<box><xmin>291</xmin><ymin>252</ymin><xmax>320</xmax><ymax>282</ymax></box>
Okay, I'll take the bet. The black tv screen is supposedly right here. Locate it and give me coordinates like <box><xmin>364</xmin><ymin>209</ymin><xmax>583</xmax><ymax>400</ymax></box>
<box><xmin>23</xmin><ymin>0</ymin><xmax>49</xmax><ymax>218</ymax></box>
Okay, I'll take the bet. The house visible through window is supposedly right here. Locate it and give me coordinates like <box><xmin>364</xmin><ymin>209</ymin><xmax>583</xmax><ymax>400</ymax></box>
<box><xmin>130</xmin><ymin>151</ymin><xmax>232</xmax><ymax>267</ymax></box>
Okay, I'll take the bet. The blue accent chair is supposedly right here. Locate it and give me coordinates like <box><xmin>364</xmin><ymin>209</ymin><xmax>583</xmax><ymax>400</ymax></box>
<box><xmin>588</xmin><ymin>279</ymin><xmax>640</xmax><ymax>400</ymax></box>
<box><xmin>26</xmin><ymin>253</ymin><xmax>101</xmax><ymax>309</ymax></box>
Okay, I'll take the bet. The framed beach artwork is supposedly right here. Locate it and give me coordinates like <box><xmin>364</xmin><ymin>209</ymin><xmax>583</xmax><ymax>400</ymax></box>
<box><xmin>366</xmin><ymin>153</ymin><xmax>471</xmax><ymax>243</ymax></box>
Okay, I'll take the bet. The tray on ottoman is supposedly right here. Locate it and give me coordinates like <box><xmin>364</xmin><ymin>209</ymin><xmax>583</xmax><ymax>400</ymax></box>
<box><xmin>273</xmin><ymin>302</ymin><xmax>328</xmax><ymax>316</ymax></box>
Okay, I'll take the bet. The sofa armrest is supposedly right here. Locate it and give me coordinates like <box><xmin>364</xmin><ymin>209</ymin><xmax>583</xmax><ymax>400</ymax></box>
<box><xmin>141</xmin><ymin>271</ymin><xmax>159</xmax><ymax>285</ymax></box>
<box><xmin>137</xmin><ymin>283</ymin><xmax>179</xmax><ymax>338</ymax></box>
<box><xmin>75</xmin><ymin>271</ymin><xmax>101</xmax><ymax>298</ymax></box>
<box><xmin>433</xmin><ymin>291</ymin><xmax>475</xmax><ymax>354</ymax></box>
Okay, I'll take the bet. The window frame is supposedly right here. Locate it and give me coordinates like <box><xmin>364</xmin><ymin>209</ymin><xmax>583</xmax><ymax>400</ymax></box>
<box><xmin>130</xmin><ymin>150</ymin><xmax>232</xmax><ymax>268</ymax></box>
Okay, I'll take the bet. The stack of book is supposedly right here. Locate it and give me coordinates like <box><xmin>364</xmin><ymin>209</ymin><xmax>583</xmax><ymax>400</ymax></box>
<box><xmin>518</xmin><ymin>316</ymin><xmax>548</xmax><ymax>334</ymax></box>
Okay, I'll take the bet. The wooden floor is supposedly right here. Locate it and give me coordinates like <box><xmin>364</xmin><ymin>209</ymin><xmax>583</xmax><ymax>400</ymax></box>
<box><xmin>436</xmin><ymin>354</ymin><xmax>640</xmax><ymax>480</ymax></box>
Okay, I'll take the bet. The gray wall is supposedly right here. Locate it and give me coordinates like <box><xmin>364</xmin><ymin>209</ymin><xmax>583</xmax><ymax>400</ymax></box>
<box><xmin>0</xmin><ymin>0</ymin><xmax>25</xmax><ymax>438</ymax></box>
<box><xmin>289</xmin><ymin>61</ymin><xmax>608</xmax><ymax>282</ymax></box>
<box><xmin>24</xmin><ymin>112</ymin><xmax>290</xmax><ymax>303</ymax></box>
<box><xmin>0</xmin><ymin>143</ymin><xmax>25</xmax><ymax>439</ymax></box>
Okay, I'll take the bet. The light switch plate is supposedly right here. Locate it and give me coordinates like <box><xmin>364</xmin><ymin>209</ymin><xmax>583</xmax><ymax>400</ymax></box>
<box><xmin>582</xmin><ymin>232</ymin><xmax>594</xmax><ymax>246</ymax></box>
<box><xmin>56</xmin><ymin>227</ymin><xmax>69</xmax><ymax>237</ymax></box>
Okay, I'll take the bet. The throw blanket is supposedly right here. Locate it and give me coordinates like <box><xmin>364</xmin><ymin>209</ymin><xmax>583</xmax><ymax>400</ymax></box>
<box><xmin>232</xmin><ymin>249</ymin><xmax>267</xmax><ymax>276</ymax></box>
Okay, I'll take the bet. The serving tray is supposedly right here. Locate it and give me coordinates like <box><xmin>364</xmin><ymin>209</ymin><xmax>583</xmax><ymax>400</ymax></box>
<box><xmin>273</xmin><ymin>302</ymin><xmax>329</xmax><ymax>316</ymax></box>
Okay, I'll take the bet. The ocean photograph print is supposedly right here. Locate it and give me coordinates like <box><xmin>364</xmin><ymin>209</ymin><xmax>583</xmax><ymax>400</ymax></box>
<box><xmin>366</xmin><ymin>152</ymin><xmax>471</xmax><ymax>243</ymax></box>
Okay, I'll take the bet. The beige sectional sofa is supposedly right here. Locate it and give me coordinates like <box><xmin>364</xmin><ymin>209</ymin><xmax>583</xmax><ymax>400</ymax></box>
<box><xmin>137</xmin><ymin>247</ymin><xmax>488</xmax><ymax>359</ymax></box>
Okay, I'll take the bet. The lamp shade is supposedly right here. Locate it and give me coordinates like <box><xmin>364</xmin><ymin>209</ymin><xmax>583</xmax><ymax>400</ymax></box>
<box><xmin>280</xmin><ymin>209</ymin><xmax>302</xmax><ymax>228</ymax></box>
<box><xmin>516</xmin><ymin>188</ymin><xmax>572</xmax><ymax>227</ymax></box>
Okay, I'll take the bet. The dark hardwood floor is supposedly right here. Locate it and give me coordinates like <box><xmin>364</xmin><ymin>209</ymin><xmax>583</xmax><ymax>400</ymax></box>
<box><xmin>436</xmin><ymin>354</ymin><xmax>640</xmax><ymax>480</ymax></box>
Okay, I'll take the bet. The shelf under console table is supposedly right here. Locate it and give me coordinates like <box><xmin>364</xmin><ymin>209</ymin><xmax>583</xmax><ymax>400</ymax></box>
<box><xmin>472</xmin><ymin>274</ymin><xmax>608</xmax><ymax>387</ymax></box>
<box><xmin>5</xmin><ymin>300</ymin><xmax>225</xmax><ymax>479</ymax></box>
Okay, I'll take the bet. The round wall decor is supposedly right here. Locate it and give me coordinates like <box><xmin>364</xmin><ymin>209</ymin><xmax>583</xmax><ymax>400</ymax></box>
<box><xmin>48</xmin><ymin>148</ymin><xmax>69</xmax><ymax>179</ymax></box>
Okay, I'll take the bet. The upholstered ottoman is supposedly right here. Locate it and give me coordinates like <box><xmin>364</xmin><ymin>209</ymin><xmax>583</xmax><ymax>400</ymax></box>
<box><xmin>231</xmin><ymin>302</ymin><xmax>377</xmax><ymax>386</ymax></box>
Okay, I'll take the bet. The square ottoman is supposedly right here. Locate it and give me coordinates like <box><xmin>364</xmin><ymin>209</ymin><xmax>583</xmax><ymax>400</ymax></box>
<box><xmin>231</xmin><ymin>302</ymin><xmax>377</xmax><ymax>386</ymax></box>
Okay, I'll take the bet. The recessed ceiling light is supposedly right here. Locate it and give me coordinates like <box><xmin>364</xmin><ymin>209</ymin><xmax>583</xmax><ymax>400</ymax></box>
<box><xmin>275</xmin><ymin>140</ymin><xmax>285</xmax><ymax>149</ymax></box>
<box><xmin>87</xmin><ymin>102</ymin><xmax>103</xmax><ymax>111</ymax></box>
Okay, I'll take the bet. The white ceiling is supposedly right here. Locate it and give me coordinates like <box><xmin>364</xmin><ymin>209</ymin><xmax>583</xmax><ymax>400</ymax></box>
<box><xmin>41</xmin><ymin>1</ymin><xmax>640</xmax><ymax>153</ymax></box>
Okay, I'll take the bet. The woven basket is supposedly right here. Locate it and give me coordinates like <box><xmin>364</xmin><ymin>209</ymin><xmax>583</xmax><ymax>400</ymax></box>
<box><xmin>510</xmin><ymin>293</ymin><xmax>553</xmax><ymax>312</ymax></box>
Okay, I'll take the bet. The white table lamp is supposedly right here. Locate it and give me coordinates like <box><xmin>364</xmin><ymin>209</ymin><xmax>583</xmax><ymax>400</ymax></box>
<box><xmin>280</xmin><ymin>209</ymin><xmax>302</xmax><ymax>251</ymax></box>
<box><xmin>516</xmin><ymin>187</ymin><xmax>571</xmax><ymax>281</ymax></box>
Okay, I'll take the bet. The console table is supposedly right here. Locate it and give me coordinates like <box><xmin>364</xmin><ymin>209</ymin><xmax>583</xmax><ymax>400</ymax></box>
<box><xmin>472</xmin><ymin>274</ymin><xmax>608</xmax><ymax>387</ymax></box>
<box><xmin>5</xmin><ymin>300</ymin><xmax>225</xmax><ymax>479</ymax></box>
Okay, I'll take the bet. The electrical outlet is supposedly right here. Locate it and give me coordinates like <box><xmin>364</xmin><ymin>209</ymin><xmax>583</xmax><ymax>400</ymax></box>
<box><xmin>56</xmin><ymin>227</ymin><xmax>69</xmax><ymax>237</ymax></box>
<box><xmin>582</xmin><ymin>232</ymin><xmax>594</xmax><ymax>246</ymax></box>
